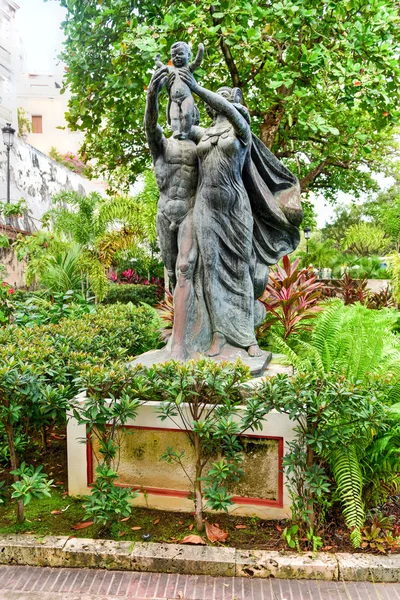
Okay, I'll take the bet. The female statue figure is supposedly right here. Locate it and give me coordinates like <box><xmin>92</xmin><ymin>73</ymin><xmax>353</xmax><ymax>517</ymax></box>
<box><xmin>173</xmin><ymin>68</ymin><xmax>303</xmax><ymax>359</ymax></box>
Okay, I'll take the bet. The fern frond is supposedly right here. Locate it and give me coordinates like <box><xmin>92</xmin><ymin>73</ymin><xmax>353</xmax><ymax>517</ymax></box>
<box><xmin>330</xmin><ymin>445</ymin><xmax>364</xmax><ymax>548</ymax></box>
<box><xmin>270</xmin><ymin>334</ymin><xmax>305</xmax><ymax>371</ymax></box>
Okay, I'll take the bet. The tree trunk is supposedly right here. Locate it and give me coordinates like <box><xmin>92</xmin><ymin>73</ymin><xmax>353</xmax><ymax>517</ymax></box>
<box><xmin>5</xmin><ymin>419</ymin><xmax>24</xmax><ymax>524</ymax></box>
<box><xmin>194</xmin><ymin>434</ymin><xmax>204</xmax><ymax>532</ymax></box>
<box><xmin>306</xmin><ymin>444</ymin><xmax>315</xmax><ymax>528</ymax></box>
<box><xmin>41</xmin><ymin>424</ymin><xmax>47</xmax><ymax>450</ymax></box>
<box><xmin>260</xmin><ymin>104</ymin><xmax>285</xmax><ymax>149</ymax></box>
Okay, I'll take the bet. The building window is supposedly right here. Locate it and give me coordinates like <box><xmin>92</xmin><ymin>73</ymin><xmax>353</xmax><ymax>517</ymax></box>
<box><xmin>32</xmin><ymin>115</ymin><xmax>43</xmax><ymax>133</ymax></box>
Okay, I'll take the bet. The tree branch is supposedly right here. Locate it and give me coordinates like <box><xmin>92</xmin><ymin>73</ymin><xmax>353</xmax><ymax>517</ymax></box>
<box><xmin>300</xmin><ymin>158</ymin><xmax>329</xmax><ymax>192</ymax></box>
<box><xmin>210</xmin><ymin>6</ymin><xmax>241</xmax><ymax>87</ymax></box>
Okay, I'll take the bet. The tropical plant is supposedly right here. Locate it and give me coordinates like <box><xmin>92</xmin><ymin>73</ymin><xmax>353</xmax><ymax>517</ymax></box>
<box><xmin>83</xmin><ymin>464</ymin><xmax>137</xmax><ymax>529</ymax></box>
<box><xmin>57</xmin><ymin>0</ymin><xmax>400</xmax><ymax>199</ymax></box>
<box><xmin>0</xmin><ymin>198</ymin><xmax>27</xmax><ymax>219</ymax></box>
<box><xmin>326</xmin><ymin>275</ymin><xmax>394</xmax><ymax>309</ymax></box>
<box><xmin>258</xmin><ymin>255</ymin><xmax>324</xmax><ymax>342</ymax></box>
<box><xmin>0</xmin><ymin>357</ymin><xmax>45</xmax><ymax>523</ymax></box>
<box><xmin>0</xmin><ymin>265</ymin><xmax>16</xmax><ymax>324</ymax></box>
<box><xmin>386</xmin><ymin>252</ymin><xmax>400</xmax><ymax>308</ymax></box>
<box><xmin>73</xmin><ymin>363</ymin><xmax>141</xmax><ymax>530</ymax></box>
<box><xmin>147</xmin><ymin>360</ymin><xmax>269</xmax><ymax>531</ymax></box>
<box><xmin>274</xmin><ymin>300</ymin><xmax>400</xmax><ymax>383</ymax></box>
<box><xmin>10</xmin><ymin>463</ymin><xmax>53</xmax><ymax>523</ymax></box>
<box><xmin>258</xmin><ymin>372</ymin><xmax>389</xmax><ymax>548</ymax></box>
<box><xmin>343</xmin><ymin>223</ymin><xmax>390</xmax><ymax>257</ymax></box>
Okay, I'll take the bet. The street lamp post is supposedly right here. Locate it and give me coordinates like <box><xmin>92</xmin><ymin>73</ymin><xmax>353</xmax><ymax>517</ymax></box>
<box><xmin>2</xmin><ymin>123</ymin><xmax>15</xmax><ymax>227</ymax></box>
<box><xmin>2</xmin><ymin>123</ymin><xmax>16</xmax><ymax>204</ymax></box>
<box><xmin>304</xmin><ymin>226</ymin><xmax>311</xmax><ymax>255</ymax></box>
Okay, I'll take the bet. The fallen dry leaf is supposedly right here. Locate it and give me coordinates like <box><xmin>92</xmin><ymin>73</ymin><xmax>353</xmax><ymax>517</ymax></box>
<box><xmin>235</xmin><ymin>525</ymin><xmax>247</xmax><ymax>530</ymax></box>
<box><xmin>71</xmin><ymin>521</ymin><xmax>94</xmax><ymax>530</ymax></box>
<box><xmin>322</xmin><ymin>545</ymin><xmax>334</xmax><ymax>551</ymax></box>
<box><xmin>50</xmin><ymin>510</ymin><xmax>62</xmax><ymax>515</ymax></box>
<box><xmin>153</xmin><ymin>519</ymin><xmax>160</xmax><ymax>525</ymax></box>
<box><xmin>120</xmin><ymin>517</ymin><xmax>130</xmax><ymax>522</ymax></box>
<box><xmin>55</xmin><ymin>482</ymin><xmax>64</xmax><ymax>485</ymax></box>
<box><xmin>276</xmin><ymin>525</ymin><xmax>282</xmax><ymax>532</ymax></box>
<box><xmin>205</xmin><ymin>522</ymin><xmax>228</xmax><ymax>543</ymax></box>
<box><xmin>180</xmin><ymin>535</ymin><xmax>206</xmax><ymax>545</ymax></box>
<box><xmin>119</xmin><ymin>531</ymin><xmax>126</xmax><ymax>537</ymax></box>
<box><xmin>51</xmin><ymin>433</ymin><xmax>65</xmax><ymax>440</ymax></box>
<box><xmin>178</xmin><ymin>520</ymin><xmax>184</xmax><ymax>525</ymax></box>
<box><xmin>131</xmin><ymin>526</ymin><xmax>142</xmax><ymax>531</ymax></box>
<box><xmin>189</xmin><ymin>524</ymin><xmax>194</xmax><ymax>531</ymax></box>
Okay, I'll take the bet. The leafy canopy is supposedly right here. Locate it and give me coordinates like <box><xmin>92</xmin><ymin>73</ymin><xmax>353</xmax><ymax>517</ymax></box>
<box><xmin>54</xmin><ymin>0</ymin><xmax>400</xmax><ymax>198</ymax></box>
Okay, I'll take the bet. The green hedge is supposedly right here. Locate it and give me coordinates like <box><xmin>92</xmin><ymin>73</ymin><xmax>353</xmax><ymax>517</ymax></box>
<box><xmin>103</xmin><ymin>284</ymin><xmax>160</xmax><ymax>306</ymax></box>
<box><xmin>0</xmin><ymin>303</ymin><xmax>162</xmax><ymax>390</ymax></box>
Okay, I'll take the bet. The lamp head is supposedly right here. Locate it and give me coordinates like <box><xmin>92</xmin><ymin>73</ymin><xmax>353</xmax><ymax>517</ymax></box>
<box><xmin>2</xmin><ymin>123</ymin><xmax>15</xmax><ymax>148</ymax></box>
<box><xmin>304</xmin><ymin>226</ymin><xmax>311</xmax><ymax>240</ymax></box>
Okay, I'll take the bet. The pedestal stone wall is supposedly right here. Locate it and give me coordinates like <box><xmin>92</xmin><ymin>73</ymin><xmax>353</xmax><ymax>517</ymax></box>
<box><xmin>67</xmin><ymin>381</ymin><xmax>296</xmax><ymax>520</ymax></box>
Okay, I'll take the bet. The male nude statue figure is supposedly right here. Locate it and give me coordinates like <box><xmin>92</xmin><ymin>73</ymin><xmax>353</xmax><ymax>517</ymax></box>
<box><xmin>145</xmin><ymin>66</ymin><xmax>199</xmax><ymax>360</ymax></box>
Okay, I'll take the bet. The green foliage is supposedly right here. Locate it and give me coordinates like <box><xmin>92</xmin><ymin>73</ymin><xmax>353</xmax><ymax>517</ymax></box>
<box><xmin>364</xmin><ymin>180</ymin><xmax>400</xmax><ymax>251</ymax></box>
<box><xmin>386</xmin><ymin>253</ymin><xmax>400</xmax><ymax>305</ymax></box>
<box><xmin>274</xmin><ymin>300</ymin><xmax>400</xmax><ymax>383</ymax></box>
<box><xmin>150</xmin><ymin>359</ymin><xmax>269</xmax><ymax>530</ymax></box>
<box><xmin>40</xmin><ymin>184</ymin><xmax>160</xmax><ymax>301</ymax></box>
<box><xmin>343</xmin><ymin>223</ymin><xmax>390</xmax><ymax>256</ymax></box>
<box><xmin>258</xmin><ymin>255</ymin><xmax>324</xmax><ymax>342</ymax></box>
<box><xmin>12</xmin><ymin>291</ymin><xmax>96</xmax><ymax>328</ymax></box>
<box><xmin>74</xmin><ymin>365</ymin><xmax>142</xmax><ymax>530</ymax></box>
<box><xmin>17</xmin><ymin>107</ymin><xmax>32</xmax><ymax>137</ymax></box>
<box><xmin>103</xmin><ymin>284</ymin><xmax>160</xmax><ymax>307</ymax></box>
<box><xmin>83</xmin><ymin>464</ymin><xmax>137</xmax><ymax>528</ymax></box>
<box><xmin>321</xmin><ymin>203</ymin><xmax>365</xmax><ymax>248</ymax></box>
<box><xmin>56</xmin><ymin>0</ymin><xmax>400</xmax><ymax>198</ymax></box>
<box><xmin>258</xmin><ymin>372</ymin><xmax>388</xmax><ymax>548</ymax></box>
<box><xmin>0</xmin><ymin>198</ymin><xmax>27</xmax><ymax>219</ymax></box>
<box><xmin>10</xmin><ymin>464</ymin><xmax>52</xmax><ymax>508</ymax></box>
<box><xmin>330</xmin><ymin>447</ymin><xmax>364</xmax><ymax>548</ymax></box>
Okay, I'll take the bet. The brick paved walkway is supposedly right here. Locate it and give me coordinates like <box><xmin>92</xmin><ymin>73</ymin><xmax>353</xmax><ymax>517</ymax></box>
<box><xmin>0</xmin><ymin>566</ymin><xmax>399</xmax><ymax>599</ymax></box>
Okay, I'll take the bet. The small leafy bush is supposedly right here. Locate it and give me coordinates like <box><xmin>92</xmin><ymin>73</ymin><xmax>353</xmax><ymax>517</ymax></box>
<box><xmin>83</xmin><ymin>464</ymin><xmax>137</xmax><ymax>529</ymax></box>
<box><xmin>103</xmin><ymin>284</ymin><xmax>160</xmax><ymax>306</ymax></box>
<box><xmin>11</xmin><ymin>463</ymin><xmax>52</xmax><ymax>512</ymax></box>
<box><xmin>257</xmin><ymin>372</ymin><xmax>390</xmax><ymax>549</ymax></box>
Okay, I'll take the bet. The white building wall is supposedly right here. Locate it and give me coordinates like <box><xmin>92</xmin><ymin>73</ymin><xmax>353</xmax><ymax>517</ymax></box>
<box><xmin>17</xmin><ymin>70</ymin><xmax>85</xmax><ymax>155</ymax></box>
<box><xmin>0</xmin><ymin>0</ymin><xmax>19</xmax><ymax>127</ymax></box>
<box><xmin>0</xmin><ymin>135</ymin><xmax>106</xmax><ymax>233</ymax></box>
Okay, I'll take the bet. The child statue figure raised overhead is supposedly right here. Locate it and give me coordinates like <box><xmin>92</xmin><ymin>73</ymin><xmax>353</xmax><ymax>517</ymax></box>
<box><xmin>155</xmin><ymin>41</ymin><xmax>204</xmax><ymax>140</ymax></box>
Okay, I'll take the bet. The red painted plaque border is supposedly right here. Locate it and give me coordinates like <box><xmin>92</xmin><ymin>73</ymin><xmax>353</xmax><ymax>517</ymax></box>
<box><xmin>86</xmin><ymin>425</ymin><xmax>284</xmax><ymax>508</ymax></box>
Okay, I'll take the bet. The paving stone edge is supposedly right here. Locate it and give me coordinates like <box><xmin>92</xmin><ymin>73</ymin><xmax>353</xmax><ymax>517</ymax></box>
<box><xmin>0</xmin><ymin>535</ymin><xmax>399</xmax><ymax>582</ymax></box>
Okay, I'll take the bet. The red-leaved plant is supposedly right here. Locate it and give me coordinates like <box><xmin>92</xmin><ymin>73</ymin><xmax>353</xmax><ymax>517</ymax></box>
<box><xmin>258</xmin><ymin>255</ymin><xmax>324</xmax><ymax>341</ymax></box>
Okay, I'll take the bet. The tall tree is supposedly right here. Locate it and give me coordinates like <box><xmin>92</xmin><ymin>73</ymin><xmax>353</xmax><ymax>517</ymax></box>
<box><xmin>55</xmin><ymin>0</ymin><xmax>400</xmax><ymax>199</ymax></box>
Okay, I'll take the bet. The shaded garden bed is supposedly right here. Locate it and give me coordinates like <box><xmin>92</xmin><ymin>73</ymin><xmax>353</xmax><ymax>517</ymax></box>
<box><xmin>1</xmin><ymin>428</ymin><xmax>399</xmax><ymax>555</ymax></box>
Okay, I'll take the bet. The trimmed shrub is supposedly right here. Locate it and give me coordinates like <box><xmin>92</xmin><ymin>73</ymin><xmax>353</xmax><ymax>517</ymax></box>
<box><xmin>103</xmin><ymin>284</ymin><xmax>160</xmax><ymax>306</ymax></box>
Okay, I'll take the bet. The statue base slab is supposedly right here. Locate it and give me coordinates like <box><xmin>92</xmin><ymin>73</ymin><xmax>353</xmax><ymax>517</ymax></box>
<box><xmin>129</xmin><ymin>344</ymin><xmax>273</xmax><ymax>377</ymax></box>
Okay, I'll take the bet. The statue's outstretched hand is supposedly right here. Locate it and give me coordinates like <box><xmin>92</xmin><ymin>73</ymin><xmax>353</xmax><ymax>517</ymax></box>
<box><xmin>178</xmin><ymin>67</ymin><xmax>198</xmax><ymax>91</ymax></box>
<box><xmin>148</xmin><ymin>67</ymin><xmax>168</xmax><ymax>95</ymax></box>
